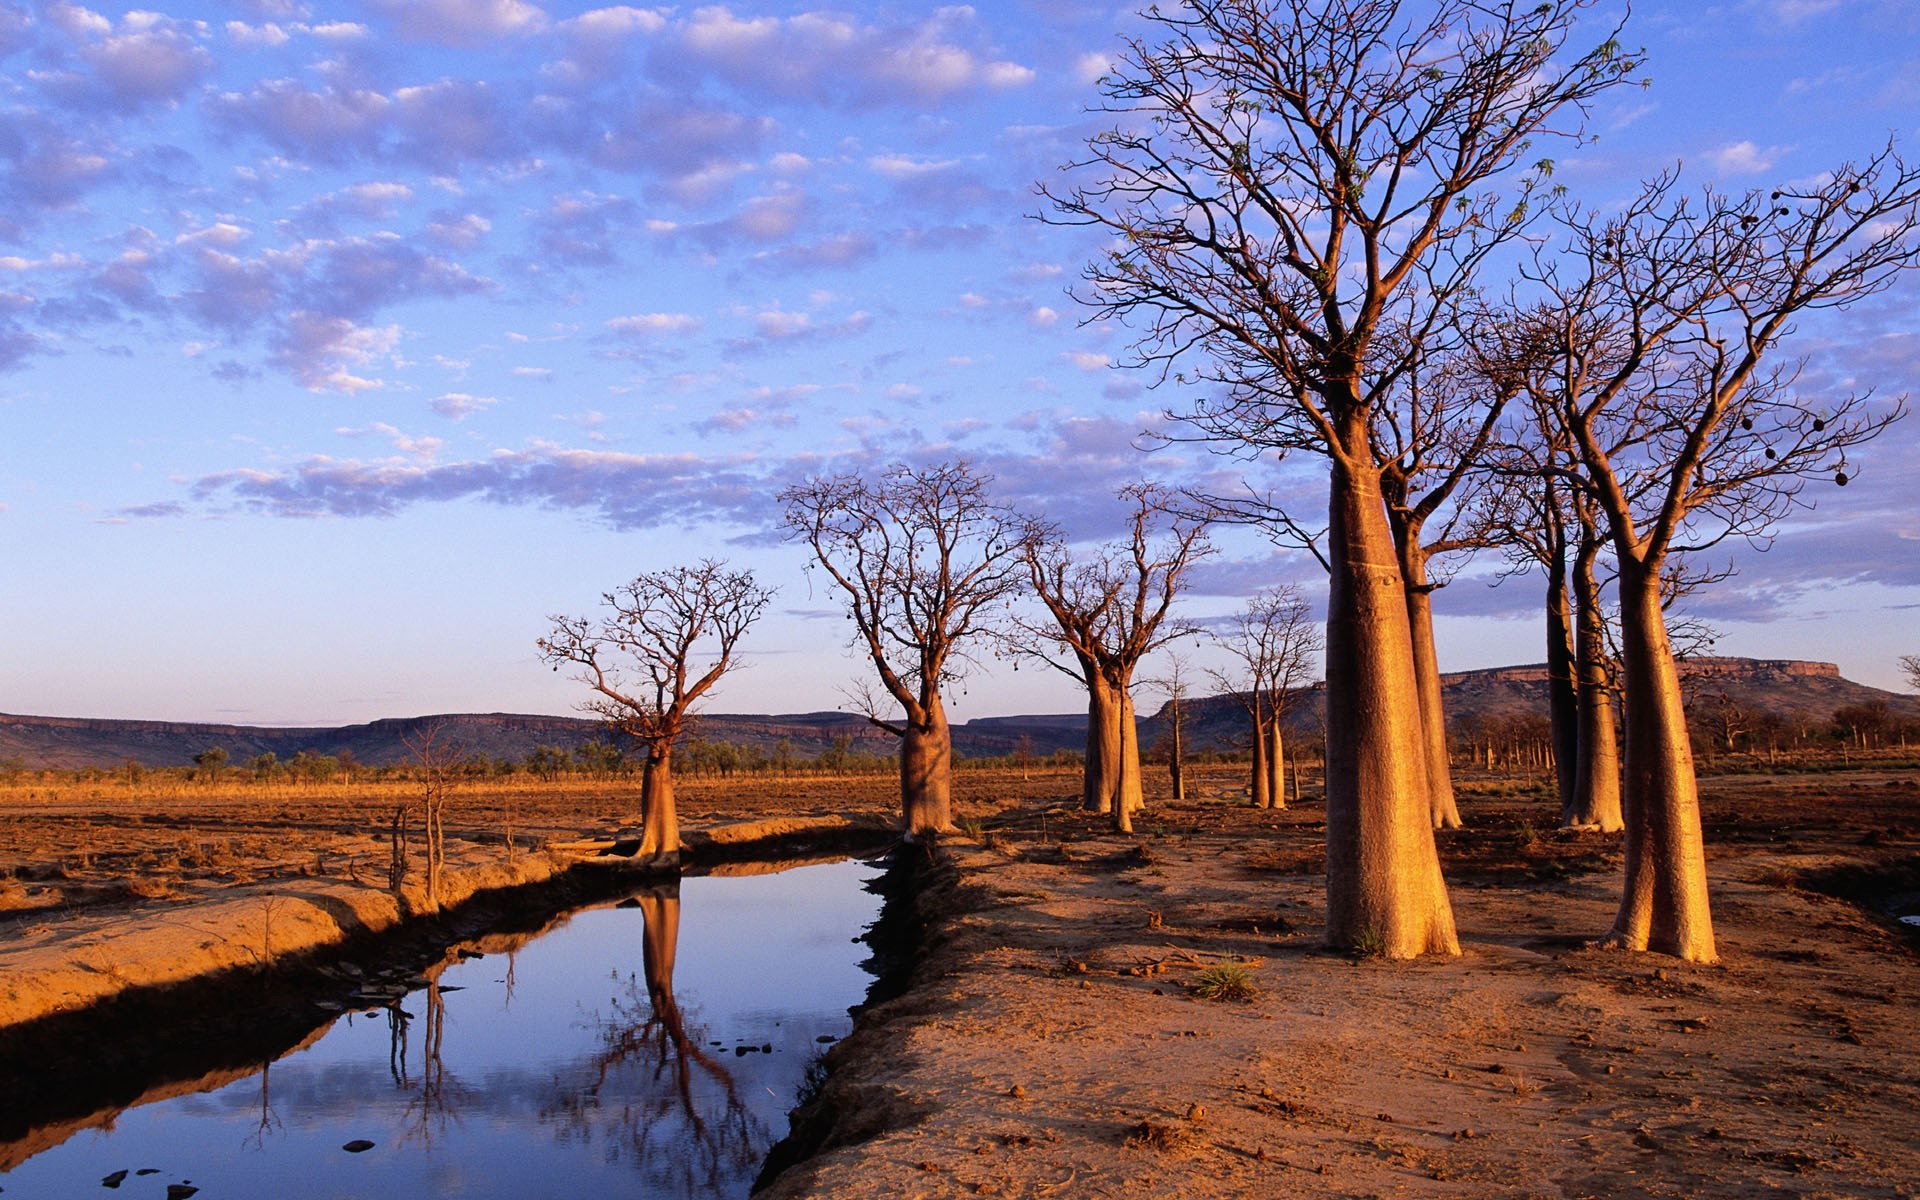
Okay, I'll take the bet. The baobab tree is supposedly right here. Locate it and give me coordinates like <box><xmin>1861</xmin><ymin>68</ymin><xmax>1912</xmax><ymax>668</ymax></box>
<box><xmin>538</xmin><ymin>561</ymin><xmax>774</xmax><ymax>863</ymax></box>
<box><xmin>780</xmin><ymin>461</ymin><xmax>1029</xmax><ymax>836</ymax></box>
<box><xmin>1018</xmin><ymin>483</ymin><xmax>1212</xmax><ymax>832</ymax></box>
<box><xmin>1519</xmin><ymin>149</ymin><xmax>1920</xmax><ymax>961</ymax></box>
<box><xmin>1211</xmin><ymin>585</ymin><xmax>1322</xmax><ymax>810</ymax></box>
<box><xmin>1901</xmin><ymin>654</ymin><xmax>1920</xmax><ymax>692</ymax></box>
<box><xmin>1045</xmin><ymin>0</ymin><xmax>1637</xmax><ymax>956</ymax></box>
<box><xmin>1481</xmin><ymin>378</ymin><xmax>1624</xmax><ymax>832</ymax></box>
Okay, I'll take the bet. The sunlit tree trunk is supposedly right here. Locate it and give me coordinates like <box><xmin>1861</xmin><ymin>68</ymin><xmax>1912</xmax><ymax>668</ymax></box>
<box><xmin>1168</xmin><ymin>699</ymin><xmax>1186</xmax><ymax>802</ymax></box>
<box><xmin>1323</xmin><ymin>449</ymin><xmax>1459</xmax><ymax>957</ymax></box>
<box><xmin>1248</xmin><ymin>690</ymin><xmax>1272</xmax><ymax>809</ymax></box>
<box><xmin>1393</xmin><ymin>534</ymin><xmax>1462</xmax><ymax>831</ymax></box>
<box><xmin>1266</xmin><ymin>718</ymin><xmax>1287</xmax><ymax>812</ymax></box>
<box><xmin>1083</xmin><ymin>677</ymin><xmax>1123</xmax><ymax>813</ymax></box>
<box><xmin>1568</xmin><ymin>542</ymin><xmax>1623</xmax><ymax>832</ymax></box>
<box><xmin>1604</xmin><ymin>559</ymin><xmax>1715</xmax><ymax>962</ymax></box>
<box><xmin>638</xmin><ymin>745</ymin><xmax>679</xmax><ymax>860</ymax></box>
<box><xmin>901</xmin><ymin>698</ymin><xmax>955</xmax><ymax>836</ymax></box>
<box><xmin>1115</xmin><ymin>684</ymin><xmax>1145</xmax><ymax>824</ymax></box>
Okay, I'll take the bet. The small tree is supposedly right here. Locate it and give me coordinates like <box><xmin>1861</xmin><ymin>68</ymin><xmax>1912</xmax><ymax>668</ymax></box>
<box><xmin>538</xmin><ymin>560</ymin><xmax>773</xmax><ymax>862</ymax></box>
<box><xmin>193</xmin><ymin>746</ymin><xmax>230</xmax><ymax>784</ymax></box>
<box><xmin>780</xmin><ymin>461</ymin><xmax>1030</xmax><ymax>835</ymax></box>
<box><xmin>1211</xmin><ymin>586</ymin><xmax>1322</xmax><ymax>810</ymax></box>
<box><xmin>400</xmin><ymin>723</ymin><xmax>464</xmax><ymax>912</ymax></box>
<box><xmin>1018</xmin><ymin>483</ymin><xmax>1212</xmax><ymax>832</ymax></box>
<box><xmin>1901</xmin><ymin>655</ymin><xmax>1920</xmax><ymax>692</ymax></box>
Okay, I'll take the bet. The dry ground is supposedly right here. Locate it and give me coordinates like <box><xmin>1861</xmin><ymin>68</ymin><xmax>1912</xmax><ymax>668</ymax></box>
<box><xmin>762</xmin><ymin>766</ymin><xmax>1920</xmax><ymax>1200</ymax></box>
<box><xmin>5</xmin><ymin>762</ymin><xmax>1920</xmax><ymax>1198</ymax></box>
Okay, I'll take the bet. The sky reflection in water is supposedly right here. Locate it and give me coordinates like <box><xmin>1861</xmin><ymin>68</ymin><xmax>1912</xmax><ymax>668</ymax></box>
<box><xmin>3</xmin><ymin>857</ymin><xmax>886</xmax><ymax>1199</ymax></box>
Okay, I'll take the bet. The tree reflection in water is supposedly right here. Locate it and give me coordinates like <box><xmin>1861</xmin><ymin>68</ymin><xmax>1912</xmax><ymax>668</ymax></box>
<box><xmin>544</xmin><ymin>881</ymin><xmax>763</xmax><ymax>1196</ymax></box>
<box><xmin>388</xmin><ymin>984</ymin><xmax>467</xmax><ymax>1148</ymax></box>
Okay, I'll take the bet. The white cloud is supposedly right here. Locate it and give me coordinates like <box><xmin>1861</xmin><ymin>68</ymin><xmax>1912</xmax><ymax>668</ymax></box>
<box><xmin>606</xmin><ymin>311</ymin><xmax>701</xmax><ymax>336</ymax></box>
<box><xmin>1710</xmin><ymin>140</ymin><xmax>1794</xmax><ymax>176</ymax></box>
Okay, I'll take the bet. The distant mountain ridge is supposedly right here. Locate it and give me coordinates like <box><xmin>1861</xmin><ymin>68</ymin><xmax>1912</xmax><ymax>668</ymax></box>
<box><xmin>2</xmin><ymin>656</ymin><xmax>1912</xmax><ymax>770</ymax></box>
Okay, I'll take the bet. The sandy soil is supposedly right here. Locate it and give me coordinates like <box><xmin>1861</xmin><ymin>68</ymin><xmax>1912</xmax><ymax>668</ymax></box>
<box><xmin>762</xmin><ymin>770</ymin><xmax>1920</xmax><ymax>1200</ymax></box>
<box><xmin>5</xmin><ymin>763</ymin><xmax>1920</xmax><ymax>1198</ymax></box>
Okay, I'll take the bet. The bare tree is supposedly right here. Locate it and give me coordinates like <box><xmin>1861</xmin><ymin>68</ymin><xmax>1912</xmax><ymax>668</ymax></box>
<box><xmin>1518</xmin><ymin>149</ymin><xmax>1920</xmax><ymax>961</ymax></box>
<box><xmin>1211</xmin><ymin>585</ymin><xmax>1322</xmax><ymax>811</ymax></box>
<box><xmin>780</xmin><ymin>462</ymin><xmax>1030</xmax><ymax>836</ymax></box>
<box><xmin>538</xmin><ymin>561</ymin><xmax>773</xmax><ymax>863</ymax></box>
<box><xmin>1145</xmin><ymin>652</ymin><xmax>1200</xmax><ymax>802</ymax></box>
<box><xmin>1018</xmin><ymin>483</ymin><xmax>1212</xmax><ymax>832</ymax></box>
<box><xmin>1044</xmin><ymin>0</ymin><xmax>1636</xmax><ymax>956</ymax></box>
<box><xmin>399</xmin><ymin>724</ymin><xmax>465</xmax><ymax>912</ymax></box>
<box><xmin>1901</xmin><ymin>655</ymin><xmax>1920</xmax><ymax>692</ymax></box>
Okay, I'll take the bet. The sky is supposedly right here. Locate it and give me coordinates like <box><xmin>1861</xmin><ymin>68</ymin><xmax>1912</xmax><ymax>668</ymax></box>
<box><xmin>1</xmin><ymin>0</ymin><xmax>1917</xmax><ymax>728</ymax></box>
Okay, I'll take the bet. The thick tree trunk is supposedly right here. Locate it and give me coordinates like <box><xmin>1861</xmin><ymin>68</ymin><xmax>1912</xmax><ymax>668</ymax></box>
<box><xmin>1545</xmin><ymin>558</ymin><xmax>1580</xmax><ymax>825</ymax></box>
<box><xmin>901</xmin><ymin>700</ymin><xmax>955</xmax><ymax>836</ymax></box>
<box><xmin>1248</xmin><ymin>691</ymin><xmax>1271</xmax><ymax>809</ymax></box>
<box><xmin>637</xmin><ymin>746</ymin><xmax>680</xmax><ymax>861</ymax></box>
<box><xmin>1323</xmin><ymin>451</ymin><xmax>1459</xmax><ymax>958</ymax></box>
<box><xmin>1604</xmin><ymin>560</ymin><xmax>1716</xmax><ymax>962</ymax></box>
<box><xmin>1569</xmin><ymin>544</ymin><xmax>1623</xmax><ymax>833</ymax></box>
<box><xmin>1266</xmin><ymin>718</ymin><xmax>1287</xmax><ymax>811</ymax></box>
<box><xmin>1399</xmin><ymin>545</ymin><xmax>1462</xmax><ymax>830</ymax></box>
<box><xmin>1082</xmin><ymin>678</ymin><xmax>1122</xmax><ymax>813</ymax></box>
<box><xmin>1114</xmin><ymin>685</ymin><xmax>1145</xmax><ymax>824</ymax></box>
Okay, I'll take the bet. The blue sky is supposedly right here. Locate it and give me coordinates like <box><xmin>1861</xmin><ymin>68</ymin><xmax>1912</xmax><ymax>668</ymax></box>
<box><xmin>1</xmin><ymin>0</ymin><xmax>1916</xmax><ymax>727</ymax></box>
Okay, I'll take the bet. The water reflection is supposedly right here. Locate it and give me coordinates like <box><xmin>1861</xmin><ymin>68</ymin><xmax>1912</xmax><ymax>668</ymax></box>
<box><xmin>0</xmin><ymin>857</ymin><xmax>886</xmax><ymax>1199</ymax></box>
<box><xmin>545</xmin><ymin>883</ymin><xmax>763</xmax><ymax>1195</ymax></box>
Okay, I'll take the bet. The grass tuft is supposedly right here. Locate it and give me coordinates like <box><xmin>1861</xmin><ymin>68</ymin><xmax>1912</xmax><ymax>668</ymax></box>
<box><xmin>1189</xmin><ymin>962</ymin><xmax>1261</xmax><ymax>1002</ymax></box>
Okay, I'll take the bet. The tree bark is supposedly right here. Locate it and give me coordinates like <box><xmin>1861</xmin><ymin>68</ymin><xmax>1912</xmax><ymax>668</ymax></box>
<box><xmin>1266</xmin><ymin>718</ymin><xmax>1287</xmax><ymax>811</ymax></box>
<box><xmin>1568</xmin><ymin>543</ymin><xmax>1623</xmax><ymax>833</ymax></box>
<box><xmin>1248</xmin><ymin>690</ymin><xmax>1272</xmax><ymax>809</ymax></box>
<box><xmin>1398</xmin><ymin>542</ymin><xmax>1463</xmax><ymax>830</ymax></box>
<box><xmin>1604</xmin><ymin>559</ymin><xmax>1715</xmax><ymax>962</ymax></box>
<box><xmin>901</xmin><ymin>701</ymin><xmax>955</xmax><ymax>836</ymax></box>
<box><xmin>1083</xmin><ymin>676</ymin><xmax>1123</xmax><ymax>813</ymax></box>
<box><xmin>1114</xmin><ymin>685</ymin><xmax>1145</xmax><ymax>823</ymax></box>
<box><xmin>1168</xmin><ymin>702</ymin><xmax>1186</xmax><ymax>802</ymax></box>
<box><xmin>1323</xmin><ymin>450</ymin><xmax>1460</xmax><ymax>957</ymax></box>
<box><xmin>1545</xmin><ymin>555</ymin><xmax>1580</xmax><ymax>825</ymax></box>
<box><xmin>637</xmin><ymin>745</ymin><xmax>680</xmax><ymax>861</ymax></box>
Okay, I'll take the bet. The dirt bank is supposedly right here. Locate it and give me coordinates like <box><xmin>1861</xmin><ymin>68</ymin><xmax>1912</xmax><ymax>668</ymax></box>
<box><xmin>761</xmin><ymin>781</ymin><xmax>1920</xmax><ymax>1199</ymax></box>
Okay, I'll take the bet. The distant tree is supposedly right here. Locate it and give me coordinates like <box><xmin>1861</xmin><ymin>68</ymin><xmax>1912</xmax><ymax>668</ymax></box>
<box><xmin>1901</xmin><ymin>654</ymin><xmax>1920</xmax><ymax>693</ymax></box>
<box><xmin>1211</xmin><ymin>586</ymin><xmax>1322</xmax><ymax>810</ymax></box>
<box><xmin>780</xmin><ymin>461</ymin><xmax>1030</xmax><ymax>836</ymax></box>
<box><xmin>1516</xmin><ymin>148</ymin><xmax>1920</xmax><ymax>961</ymax></box>
<box><xmin>1832</xmin><ymin>702</ymin><xmax>1892</xmax><ymax>752</ymax></box>
<box><xmin>248</xmin><ymin>751</ymin><xmax>279</xmax><ymax>782</ymax></box>
<box><xmin>401</xmin><ymin>724</ymin><xmax>464</xmax><ymax>912</ymax></box>
<box><xmin>193</xmin><ymin>746</ymin><xmax>230</xmax><ymax>783</ymax></box>
<box><xmin>538</xmin><ymin>560</ymin><xmax>774</xmax><ymax>863</ymax></box>
<box><xmin>1145</xmin><ymin>652</ymin><xmax>1199</xmax><ymax>802</ymax></box>
<box><xmin>1018</xmin><ymin>483</ymin><xmax>1212</xmax><ymax>832</ymax></box>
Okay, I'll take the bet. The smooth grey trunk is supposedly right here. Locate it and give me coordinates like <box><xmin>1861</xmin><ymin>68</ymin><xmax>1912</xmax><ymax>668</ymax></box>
<box><xmin>1082</xmin><ymin>678</ymin><xmax>1121</xmax><ymax>813</ymax></box>
<box><xmin>1604</xmin><ymin>559</ymin><xmax>1715</xmax><ymax>962</ymax></box>
<box><xmin>1322</xmin><ymin>446</ymin><xmax>1460</xmax><ymax>958</ymax></box>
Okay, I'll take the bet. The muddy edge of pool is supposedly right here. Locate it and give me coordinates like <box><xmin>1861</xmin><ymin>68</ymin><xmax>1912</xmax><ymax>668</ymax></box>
<box><xmin>753</xmin><ymin>837</ymin><xmax>974</xmax><ymax>1194</ymax></box>
<box><xmin>0</xmin><ymin>816</ymin><xmax>898</xmax><ymax>1154</ymax></box>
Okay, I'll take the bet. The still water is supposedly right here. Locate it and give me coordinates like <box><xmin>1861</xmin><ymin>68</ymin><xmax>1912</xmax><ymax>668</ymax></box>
<box><xmin>3</xmin><ymin>857</ymin><xmax>887</xmax><ymax>1199</ymax></box>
